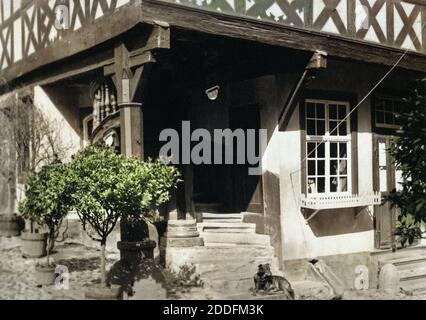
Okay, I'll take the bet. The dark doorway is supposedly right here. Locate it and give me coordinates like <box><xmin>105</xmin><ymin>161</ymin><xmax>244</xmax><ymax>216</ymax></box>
<box><xmin>229</xmin><ymin>105</ymin><xmax>264</xmax><ymax>213</ymax></box>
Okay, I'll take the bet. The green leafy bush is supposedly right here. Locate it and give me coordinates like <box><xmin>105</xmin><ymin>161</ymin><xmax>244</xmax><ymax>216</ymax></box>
<box><xmin>395</xmin><ymin>214</ymin><xmax>423</xmax><ymax>246</ymax></box>
<box><xmin>68</xmin><ymin>145</ymin><xmax>180</xmax><ymax>285</ymax></box>
<box><xmin>19</xmin><ymin>163</ymin><xmax>72</xmax><ymax>264</ymax></box>
<box><xmin>388</xmin><ymin>78</ymin><xmax>426</xmax><ymax>244</ymax></box>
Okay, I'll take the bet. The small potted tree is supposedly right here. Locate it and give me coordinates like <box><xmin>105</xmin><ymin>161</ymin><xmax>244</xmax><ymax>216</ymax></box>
<box><xmin>19</xmin><ymin>163</ymin><xmax>71</xmax><ymax>285</ymax></box>
<box><xmin>69</xmin><ymin>146</ymin><xmax>180</xmax><ymax>299</ymax></box>
<box><xmin>117</xmin><ymin>158</ymin><xmax>180</xmax><ymax>266</ymax></box>
<box><xmin>67</xmin><ymin>146</ymin><xmax>129</xmax><ymax>299</ymax></box>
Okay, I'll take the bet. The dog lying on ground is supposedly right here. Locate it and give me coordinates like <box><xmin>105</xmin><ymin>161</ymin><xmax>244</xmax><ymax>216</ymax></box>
<box><xmin>253</xmin><ymin>263</ymin><xmax>294</xmax><ymax>299</ymax></box>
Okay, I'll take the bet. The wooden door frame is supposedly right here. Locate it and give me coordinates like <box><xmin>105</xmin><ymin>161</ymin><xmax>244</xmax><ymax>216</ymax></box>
<box><xmin>373</xmin><ymin>134</ymin><xmax>397</xmax><ymax>249</ymax></box>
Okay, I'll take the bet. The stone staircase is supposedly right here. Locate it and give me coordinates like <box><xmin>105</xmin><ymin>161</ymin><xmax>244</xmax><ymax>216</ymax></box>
<box><xmin>194</xmin><ymin>212</ymin><xmax>283</xmax><ymax>293</ymax></box>
<box><xmin>378</xmin><ymin>248</ymin><xmax>426</xmax><ymax>294</ymax></box>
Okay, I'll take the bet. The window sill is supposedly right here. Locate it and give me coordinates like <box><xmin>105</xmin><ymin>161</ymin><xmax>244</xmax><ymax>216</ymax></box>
<box><xmin>301</xmin><ymin>192</ymin><xmax>382</xmax><ymax>210</ymax></box>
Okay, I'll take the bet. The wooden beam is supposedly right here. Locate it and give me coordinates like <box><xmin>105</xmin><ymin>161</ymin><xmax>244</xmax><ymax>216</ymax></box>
<box><xmin>279</xmin><ymin>51</ymin><xmax>328</xmax><ymax>131</ymax></box>
<box><xmin>143</xmin><ymin>22</ymin><xmax>171</xmax><ymax>52</ymax></box>
<box><xmin>140</xmin><ymin>0</ymin><xmax>426</xmax><ymax>72</ymax></box>
<box><xmin>0</xmin><ymin>0</ymin><xmax>142</xmax><ymax>85</ymax></box>
<box><xmin>103</xmin><ymin>50</ymin><xmax>156</xmax><ymax>77</ymax></box>
<box><xmin>113</xmin><ymin>43</ymin><xmax>132</xmax><ymax>105</ymax></box>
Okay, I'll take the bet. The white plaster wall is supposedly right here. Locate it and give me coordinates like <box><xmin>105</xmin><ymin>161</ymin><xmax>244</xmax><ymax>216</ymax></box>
<box><xmin>262</xmin><ymin>125</ymin><xmax>281</xmax><ymax>176</ymax></box>
<box><xmin>33</xmin><ymin>85</ymin><xmax>81</xmax><ymax>163</ymax></box>
<box><xmin>279</xmin><ymin>60</ymin><xmax>378</xmax><ymax>260</ymax></box>
<box><xmin>280</xmin><ymin>106</ymin><xmax>375</xmax><ymax>260</ymax></box>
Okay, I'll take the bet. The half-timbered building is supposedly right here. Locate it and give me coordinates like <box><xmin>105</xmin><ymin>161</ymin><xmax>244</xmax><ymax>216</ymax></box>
<box><xmin>1</xmin><ymin>0</ymin><xmax>426</xmax><ymax>296</ymax></box>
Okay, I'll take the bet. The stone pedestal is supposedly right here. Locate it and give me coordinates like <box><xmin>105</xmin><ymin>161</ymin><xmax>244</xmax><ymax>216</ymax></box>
<box><xmin>160</xmin><ymin>219</ymin><xmax>204</xmax><ymax>268</ymax></box>
<box><xmin>161</xmin><ymin>220</ymin><xmax>204</xmax><ymax>248</ymax></box>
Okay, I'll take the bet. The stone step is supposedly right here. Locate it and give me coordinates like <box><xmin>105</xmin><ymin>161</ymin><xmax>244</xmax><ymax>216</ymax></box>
<box><xmin>202</xmin><ymin>219</ymin><xmax>243</xmax><ymax>223</ymax></box>
<box><xmin>202</xmin><ymin>233</ymin><xmax>271</xmax><ymax>246</ymax></box>
<box><xmin>198</xmin><ymin>222</ymin><xmax>256</xmax><ymax>230</ymax></box>
<box><xmin>166</xmin><ymin>245</ymin><xmax>275</xmax><ymax>260</ymax></box>
<box><xmin>380</xmin><ymin>255</ymin><xmax>426</xmax><ymax>268</ymax></box>
<box><xmin>198</xmin><ymin>259</ymin><xmax>281</xmax><ymax>278</ymax></box>
<box><xmin>398</xmin><ymin>277</ymin><xmax>426</xmax><ymax>292</ymax></box>
<box><xmin>189</xmin><ymin>249</ymin><xmax>276</xmax><ymax>264</ymax></box>
<box><xmin>398</xmin><ymin>266</ymin><xmax>426</xmax><ymax>281</ymax></box>
<box><xmin>202</xmin><ymin>228</ymin><xmax>255</xmax><ymax>234</ymax></box>
<box><xmin>202</xmin><ymin>213</ymin><xmax>242</xmax><ymax>220</ymax></box>
<box><xmin>379</xmin><ymin>255</ymin><xmax>426</xmax><ymax>293</ymax></box>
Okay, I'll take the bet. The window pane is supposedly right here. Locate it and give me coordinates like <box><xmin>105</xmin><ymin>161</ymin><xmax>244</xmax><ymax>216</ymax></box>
<box><xmin>305</xmin><ymin>100</ymin><xmax>352</xmax><ymax>195</ymax></box>
<box><xmin>316</xmin><ymin>103</ymin><xmax>325</xmax><ymax>119</ymax></box>
<box><xmin>317</xmin><ymin>143</ymin><xmax>325</xmax><ymax>158</ymax></box>
<box><xmin>385</xmin><ymin>100</ymin><xmax>393</xmax><ymax>112</ymax></box>
<box><xmin>339</xmin><ymin>143</ymin><xmax>347</xmax><ymax>158</ymax></box>
<box><xmin>307</xmin><ymin>103</ymin><xmax>316</xmax><ymax>118</ymax></box>
<box><xmin>318</xmin><ymin>160</ymin><xmax>325</xmax><ymax>176</ymax></box>
<box><xmin>308</xmin><ymin>178</ymin><xmax>315</xmax><ymax>194</ymax></box>
<box><xmin>379</xmin><ymin>168</ymin><xmax>387</xmax><ymax>192</ymax></box>
<box><xmin>318</xmin><ymin>178</ymin><xmax>325</xmax><ymax>193</ymax></box>
<box><xmin>307</xmin><ymin>120</ymin><xmax>316</xmax><ymax>135</ymax></box>
<box><xmin>330</xmin><ymin>120</ymin><xmax>338</xmax><ymax>135</ymax></box>
<box><xmin>329</xmin><ymin>104</ymin><xmax>338</xmax><ymax>120</ymax></box>
<box><xmin>394</xmin><ymin>102</ymin><xmax>402</xmax><ymax>114</ymax></box>
<box><xmin>395</xmin><ymin>115</ymin><xmax>401</xmax><ymax>125</ymax></box>
<box><xmin>330</xmin><ymin>143</ymin><xmax>338</xmax><ymax>158</ymax></box>
<box><xmin>385</xmin><ymin>112</ymin><xmax>394</xmax><ymax>124</ymax></box>
<box><xmin>330</xmin><ymin>160</ymin><xmax>338</xmax><ymax>175</ymax></box>
<box><xmin>339</xmin><ymin>122</ymin><xmax>347</xmax><ymax>136</ymax></box>
<box><xmin>339</xmin><ymin>177</ymin><xmax>348</xmax><ymax>192</ymax></box>
<box><xmin>307</xmin><ymin>143</ymin><xmax>316</xmax><ymax>158</ymax></box>
<box><xmin>338</xmin><ymin>105</ymin><xmax>347</xmax><ymax>120</ymax></box>
<box><xmin>308</xmin><ymin>160</ymin><xmax>316</xmax><ymax>176</ymax></box>
<box><xmin>376</xmin><ymin>111</ymin><xmax>385</xmax><ymax>124</ymax></box>
<box><xmin>330</xmin><ymin>177</ymin><xmax>337</xmax><ymax>192</ymax></box>
<box><xmin>339</xmin><ymin>160</ymin><xmax>347</xmax><ymax>174</ymax></box>
<box><xmin>317</xmin><ymin>119</ymin><xmax>325</xmax><ymax>135</ymax></box>
<box><xmin>376</xmin><ymin>101</ymin><xmax>385</xmax><ymax>111</ymax></box>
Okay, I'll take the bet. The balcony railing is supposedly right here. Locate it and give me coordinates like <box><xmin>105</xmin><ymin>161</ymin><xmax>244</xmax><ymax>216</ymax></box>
<box><xmin>301</xmin><ymin>192</ymin><xmax>382</xmax><ymax>210</ymax></box>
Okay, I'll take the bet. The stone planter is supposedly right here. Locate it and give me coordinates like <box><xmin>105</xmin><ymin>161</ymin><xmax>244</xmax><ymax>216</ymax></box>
<box><xmin>0</xmin><ymin>214</ymin><xmax>24</xmax><ymax>237</ymax></box>
<box><xmin>34</xmin><ymin>264</ymin><xmax>56</xmax><ymax>286</ymax></box>
<box><xmin>21</xmin><ymin>231</ymin><xmax>48</xmax><ymax>258</ymax></box>
<box><xmin>85</xmin><ymin>284</ymin><xmax>122</xmax><ymax>300</ymax></box>
<box><xmin>117</xmin><ymin>240</ymin><xmax>156</xmax><ymax>265</ymax></box>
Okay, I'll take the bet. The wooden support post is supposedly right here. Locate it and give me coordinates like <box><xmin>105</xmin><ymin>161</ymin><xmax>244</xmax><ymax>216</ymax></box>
<box><xmin>119</xmin><ymin>101</ymin><xmax>144</xmax><ymax>159</ymax></box>
<box><xmin>110</xmin><ymin>24</ymin><xmax>170</xmax><ymax>159</ymax></box>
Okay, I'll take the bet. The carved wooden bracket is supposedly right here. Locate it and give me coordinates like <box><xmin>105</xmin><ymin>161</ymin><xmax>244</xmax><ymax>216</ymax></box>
<box><xmin>104</xmin><ymin>23</ymin><xmax>171</xmax><ymax>104</ymax></box>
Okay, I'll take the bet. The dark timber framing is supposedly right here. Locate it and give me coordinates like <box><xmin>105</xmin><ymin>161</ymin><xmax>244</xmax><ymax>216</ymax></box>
<box><xmin>1</xmin><ymin>0</ymin><xmax>425</xmax><ymax>91</ymax></box>
<box><xmin>140</xmin><ymin>0</ymin><xmax>426</xmax><ymax>72</ymax></box>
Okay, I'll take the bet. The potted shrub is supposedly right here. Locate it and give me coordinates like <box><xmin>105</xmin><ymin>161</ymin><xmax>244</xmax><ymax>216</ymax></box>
<box><xmin>117</xmin><ymin>158</ymin><xmax>180</xmax><ymax>266</ymax></box>
<box><xmin>68</xmin><ymin>146</ymin><xmax>180</xmax><ymax>299</ymax></box>
<box><xmin>19</xmin><ymin>163</ymin><xmax>71</xmax><ymax>285</ymax></box>
<box><xmin>67</xmin><ymin>146</ymin><xmax>129</xmax><ymax>299</ymax></box>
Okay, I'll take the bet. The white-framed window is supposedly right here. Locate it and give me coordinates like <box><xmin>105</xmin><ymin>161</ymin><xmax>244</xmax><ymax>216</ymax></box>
<box><xmin>374</xmin><ymin>96</ymin><xmax>404</xmax><ymax>129</ymax></box>
<box><xmin>305</xmin><ymin>99</ymin><xmax>352</xmax><ymax>195</ymax></box>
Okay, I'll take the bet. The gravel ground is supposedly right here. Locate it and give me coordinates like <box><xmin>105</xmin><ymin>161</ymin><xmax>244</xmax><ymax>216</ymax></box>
<box><xmin>1</xmin><ymin>237</ymin><xmax>426</xmax><ymax>300</ymax></box>
<box><xmin>0</xmin><ymin>237</ymin><xmax>118</xmax><ymax>300</ymax></box>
